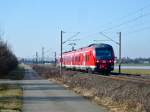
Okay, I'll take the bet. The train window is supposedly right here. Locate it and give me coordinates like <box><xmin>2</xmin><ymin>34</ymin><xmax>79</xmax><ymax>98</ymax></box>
<box><xmin>96</xmin><ymin>48</ymin><xmax>113</xmax><ymax>59</ymax></box>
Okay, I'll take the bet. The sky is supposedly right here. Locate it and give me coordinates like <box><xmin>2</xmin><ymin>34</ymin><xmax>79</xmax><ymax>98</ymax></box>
<box><xmin>0</xmin><ymin>0</ymin><xmax>150</xmax><ymax>59</ymax></box>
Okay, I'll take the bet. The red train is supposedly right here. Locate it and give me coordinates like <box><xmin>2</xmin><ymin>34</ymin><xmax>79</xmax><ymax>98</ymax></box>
<box><xmin>60</xmin><ymin>43</ymin><xmax>115</xmax><ymax>73</ymax></box>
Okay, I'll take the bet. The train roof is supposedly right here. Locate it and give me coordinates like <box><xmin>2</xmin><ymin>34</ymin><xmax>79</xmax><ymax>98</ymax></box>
<box><xmin>63</xmin><ymin>43</ymin><xmax>112</xmax><ymax>54</ymax></box>
<box><xmin>88</xmin><ymin>43</ymin><xmax>113</xmax><ymax>48</ymax></box>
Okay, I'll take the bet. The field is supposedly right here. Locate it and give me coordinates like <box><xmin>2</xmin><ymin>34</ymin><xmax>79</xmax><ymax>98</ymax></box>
<box><xmin>0</xmin><ymin>65</ymin><xmax>25</xmax><ymax>112</ymax></box>
<box><xmin>115</xmin><ymin>63</ymin><xmax>150</xmax><ymax>66</ymax></box>
<box><xmin>113</xmin><ymin>69</ymin><xmax>150</xmax><ymax>75</ymax></box>
<box><xmin>0</xmin><ymin>84</ymin><xmax>23</xmax><ymax>112</ymax></box>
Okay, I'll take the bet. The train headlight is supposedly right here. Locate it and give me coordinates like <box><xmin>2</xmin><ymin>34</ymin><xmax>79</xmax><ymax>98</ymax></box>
<box><xmin>109</xmin><ymin>60</ymin><xmax>113</xmax><ymax>63</ymax></box>
<box><xmin>96</xmin><ymin>60</ymin><xmax>100</xmax><ymax>63</ymax></box>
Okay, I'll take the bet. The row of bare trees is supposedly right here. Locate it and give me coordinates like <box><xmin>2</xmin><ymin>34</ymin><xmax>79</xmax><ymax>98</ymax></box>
<box><xmin>0</xmin><ymin>40</ymin><xmax>18</xmax><ymax>74</ymax></box>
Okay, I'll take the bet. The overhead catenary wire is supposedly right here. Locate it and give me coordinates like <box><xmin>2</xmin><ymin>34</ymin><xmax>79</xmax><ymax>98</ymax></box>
<box><xmin>99</xmin><ymin>32</ymin><xmax>119</xmax><ymax>45</ymax></box>
<box><xmin>74</xmin><ymin>12</ymin><xmax>150</xmax><ymax>41</ymax></box>
<box><xmin>126</xmin><ymin>25</ymin><xmax>150</xmax><ymax>35</ymax></box>
<box><xmin>101</xmin><ymin>11</ymin><xmax>150</xmax><ymax>32</ymax></box>
<box><xmin>98</xmin><ymin>3</ymin><xmax>150</xmax><ymax>30</ymax></box>
<box><xmin>78</xmin><ymin>3</ymin><xmax>150</xmax><ymax>39</ymax></box>
<box><xmin>63</xmin><ymin>32</ymin><xmax>80</xmax><ymax>44</ymax></box>
<box><xmin>61</xmin><ymin>3</ymin><xmax>150</xmax><ymax>49</ymax></box>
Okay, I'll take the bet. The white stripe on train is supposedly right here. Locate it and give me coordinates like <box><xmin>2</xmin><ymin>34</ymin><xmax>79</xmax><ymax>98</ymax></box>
<box><xmin>61</xmin><ymin>64</ymin><xmax>96</xmax><ymax>70</ymax></box>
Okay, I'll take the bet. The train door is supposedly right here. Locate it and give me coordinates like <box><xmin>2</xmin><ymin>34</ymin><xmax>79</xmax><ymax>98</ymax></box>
<box><xmin>83</xmin><ymin>52</ymin><xmax>86</xmax><ymax>67</ymax></box>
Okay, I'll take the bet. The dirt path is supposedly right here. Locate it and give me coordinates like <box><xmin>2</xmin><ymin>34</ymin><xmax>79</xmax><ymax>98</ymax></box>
<box><xmin>21</xmin><ymin>66</ymin><xmax>108</xmax><ymax>112</ymax></box>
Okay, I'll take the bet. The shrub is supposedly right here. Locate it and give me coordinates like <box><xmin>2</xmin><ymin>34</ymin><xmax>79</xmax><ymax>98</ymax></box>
<box><xmin>0</xmin><ymin>40</ymin><xmax>18</xmax><ymax>75</ymax></box>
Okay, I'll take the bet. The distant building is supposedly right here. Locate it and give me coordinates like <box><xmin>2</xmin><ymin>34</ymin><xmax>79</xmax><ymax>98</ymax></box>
<box><xmin>143</xmin><ymin>61</ymin><xmax>149</xmax><ymax>64</ymax></box>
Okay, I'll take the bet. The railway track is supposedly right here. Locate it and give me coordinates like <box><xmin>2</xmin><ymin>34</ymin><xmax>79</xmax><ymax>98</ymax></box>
<box><xmin>68</xmin><ymin>71</ymin><xmax>150</xmax><ymax>84</ymax></box>
<box><xmin>32</xmin><ymin>65</ymin><xmax>150</xmax><ymax>84</ymax></box>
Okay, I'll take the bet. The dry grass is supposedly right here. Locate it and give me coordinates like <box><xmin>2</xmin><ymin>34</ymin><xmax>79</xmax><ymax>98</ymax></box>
<box><xmin>0</xmin><ymin>64</ymin><xmax>24</xmax><ymax>112</ymax></box>
<box><xmin>0</xmin><ymin>84</ymin><xmax>23</xmax><ymax>112</ymax></box>
<box><xmin>32</xmin><ymin>65</ymin><xmax>150</xmax><ymax>112</ymax></box>
<box><xmin>113</xmin><ymin>69</ymin><xmax>150</xmax><ymax>75</ymax></box>
<box><xmin>62</xmin><ymin>73</ymin><xmax>150</xmax><ymax>112</ymax></box>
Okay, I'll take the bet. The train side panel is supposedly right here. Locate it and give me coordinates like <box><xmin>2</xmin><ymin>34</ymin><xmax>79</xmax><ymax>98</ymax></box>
<box><xmin>61</xmin><ymin>43</ymin><xmax>115</xmax><ymax>73</ymax></box>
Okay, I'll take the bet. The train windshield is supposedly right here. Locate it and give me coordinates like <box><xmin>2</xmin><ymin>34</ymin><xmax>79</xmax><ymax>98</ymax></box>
<box><xmin>96</xmin><ymin>48</ymin><xmax>113</xmax><ymax>60</ymax></box>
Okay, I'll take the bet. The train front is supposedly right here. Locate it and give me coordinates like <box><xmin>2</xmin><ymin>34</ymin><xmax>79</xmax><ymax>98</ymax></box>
<box><xmin>94</xmin><ymin>44</ymin><xmax>115</xmax><ymax>73</ymax></box>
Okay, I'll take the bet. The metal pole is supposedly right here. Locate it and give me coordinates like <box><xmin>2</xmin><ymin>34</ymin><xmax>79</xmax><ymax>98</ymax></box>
<box><xmin>72</xmin><ymin>46</ymin><xmax>74</xmax><ymax>51</ymax></box>
<box><xmin>42</xmin><ymin>47</ymin><xmax>44</xmax><ymax>64</ymax></box>
<box><xmin>54</xmin><ymin>52</ymin><xmax>57</xmax><ymax>66</ymax></box>
<box><xmin>60</xmin><ymin>30</ymin><xmax>63</xmax><ymax>75</ymax></box>
<box><xmin>36</xmin><ymin>51</ymin><xmax>38</xmax><ymax>64</ymax></box>
<box><xmin>119</xmin><ymin>32</ymin><xmax>121</xmax><ymax>74</ymax></box>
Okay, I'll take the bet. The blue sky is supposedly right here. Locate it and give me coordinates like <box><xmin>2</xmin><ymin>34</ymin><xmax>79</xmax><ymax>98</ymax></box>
<box><xmin>0</xmin><ymin>0</ymin><xmax>150</xmax><ymax>59</ymax></box>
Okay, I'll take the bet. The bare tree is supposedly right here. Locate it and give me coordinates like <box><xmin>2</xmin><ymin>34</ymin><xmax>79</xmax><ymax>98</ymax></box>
<box><xmin>0</xmin><ymin>34</ymin><xmax>18</xmax><ymax>74</ymax></box>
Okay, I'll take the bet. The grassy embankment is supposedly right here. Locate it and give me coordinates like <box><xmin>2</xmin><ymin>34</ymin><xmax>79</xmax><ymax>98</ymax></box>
<box><xmin>113</xmin><ymin>69</ymin><xmax>150</xmax><ymax>75</ymax></box>
<box><xmin>115</xmin><ymin>63</ymin><xmax>150</xmax><ymax>66</ymax></box>
<box><xmin>114</xmin><ymin>63</ymin><xmax>150</xmax><ymax>75</ymax></box>
<box><xmin>0</xmin><ymin>65</ymin><xmax>25</xmax><ymax>112</ymax></box>
<box><xmin>0</xmin><ymin>84</ymin><xmax>23</xmax><ymax>112</ymax></box>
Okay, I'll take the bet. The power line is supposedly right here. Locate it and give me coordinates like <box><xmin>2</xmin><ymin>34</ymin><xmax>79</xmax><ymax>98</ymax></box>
<box><xmin>126</xmin><ymin>25</ymin><xmax>150</xmax><ymax>35</ymax></box>
<box><xmin>99</xmin><ymin>3</ymin><xmax>150</xmax><ymax>32</ymax></box>
<box><xmin>102</xmin><ymin>11</ymin><xmax>150</xmax><ymax>32</ymax></box>
<box><xmin>60</xmin><ymin>4</ymin><xmax>150</xmax><ymax>45</ymax></box>
<box><xmin>68</xmin><ymin>43</ymin><xmax>76</xmax><ymax>51</ymax></box>
<box><xmin>74</xmin><ymin>32</ymin><xmax>99</xmax><ymax>41</ymax></box>
<box><xmin>99</xmin><ymin>32</ymin><xmax>119</xmax><ymax>44</ymax></box>
<box><xmin>74</xmin><ymin>10</ymin><xmax>150</xmax><ymax>41</ymax></box>
<box><xmin>72</xmin><ymin>4</ymin><xmax>150</xmax><ymax>41</ymax></box>
<box><xmin>63</xmin><ymin>32</ymin><xmax>80</xmax><ymax>44</ymax></box>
